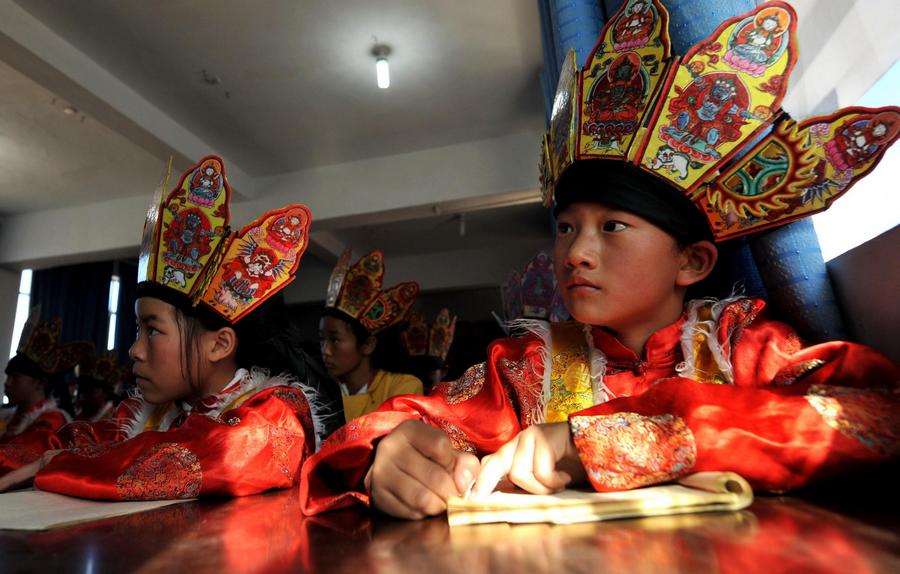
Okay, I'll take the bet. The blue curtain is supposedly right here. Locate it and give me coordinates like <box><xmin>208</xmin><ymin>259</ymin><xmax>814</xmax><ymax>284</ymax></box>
<box><xmin>30</xmin><ymin>259</ymin><xmax>142</xmax><ymax>363</ymax></box>
<box><xmin>538</xmin><ymin>0</ymin><xmax>606</xmax><ymax>116</ymax></box>
<box><xmin>31</xmin><ymin>261</ymin><xmax>113</xmax><ymax>351</ymax></box>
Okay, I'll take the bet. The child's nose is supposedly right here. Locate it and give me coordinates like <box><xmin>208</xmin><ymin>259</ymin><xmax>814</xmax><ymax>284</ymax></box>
<box><xmin>128</xmin><ymin>337</ymin><xmax>144</xmax><ymax>361</ymax></box>
<box><xmin>566</xmin><ymin>235</ymin><xmax>598</xmax><ymax>268</ymax></box>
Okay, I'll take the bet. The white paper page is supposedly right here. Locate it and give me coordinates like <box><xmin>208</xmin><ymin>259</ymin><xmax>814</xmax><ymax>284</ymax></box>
<box><xmin>0</xmin><ymin>490</ymin><xmax>190</xmax><ymax>531</ymax></box>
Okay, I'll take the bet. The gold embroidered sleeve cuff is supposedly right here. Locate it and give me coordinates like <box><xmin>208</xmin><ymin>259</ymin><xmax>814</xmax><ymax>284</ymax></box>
<box><xmin>569</xmin><ymin>412</ymin><xmax>696</xmax><ymax>491</ymax></box>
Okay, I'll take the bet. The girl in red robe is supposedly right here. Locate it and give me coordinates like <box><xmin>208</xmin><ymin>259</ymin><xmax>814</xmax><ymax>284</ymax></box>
<box><xmin>0</xmin><ymin>290</ymin><xmax>329</xmax><ymax>500</ymax></box>
<box><xmin>0</xmin><ymin>317</ymin><xmax>90</xmax><ymax>464</ymax></box>
<box><xmin>0</xmin><ymin>158</ymin><xmax>332</xmax><ymax>501</ymax></box>
<box><xmin>1</xmin><ymin>357</ymin><xmax>71</xmax><ymax>446</ymax></box>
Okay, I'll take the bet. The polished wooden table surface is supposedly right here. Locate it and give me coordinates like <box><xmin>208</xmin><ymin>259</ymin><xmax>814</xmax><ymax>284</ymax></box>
<box><xmin>1</xmin><ymin>488</ymin><xmax>898</xmax><ymax>574</ymax></box>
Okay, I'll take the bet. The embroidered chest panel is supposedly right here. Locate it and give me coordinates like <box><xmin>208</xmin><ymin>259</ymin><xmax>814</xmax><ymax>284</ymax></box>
<box><xmin>545</xmin><ymin>322</ymin><xmax>594</xmax><ymax>424</ymax></box>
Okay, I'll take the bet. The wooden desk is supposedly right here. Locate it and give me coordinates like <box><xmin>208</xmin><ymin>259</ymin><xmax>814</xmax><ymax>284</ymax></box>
<box><xmin>1</xmin><ymin>490</ymin><xmax>897</xmax><ymax>573</ymax></box>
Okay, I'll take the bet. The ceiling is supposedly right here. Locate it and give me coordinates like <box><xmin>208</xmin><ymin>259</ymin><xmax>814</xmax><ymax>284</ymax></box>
<box><xmin>0</xmin><ymin>58</ymin><xmax>164</xmax><ymax>214</ymax></box>
<box><xmin>0</xmin><ymin>0</ymin><xmax>552</xmax><ymax>300</ymax></box>
<box><xmin>11</xmin><ymin>0</ymin><xmax>544</xmax><ymax>178</ymax></box>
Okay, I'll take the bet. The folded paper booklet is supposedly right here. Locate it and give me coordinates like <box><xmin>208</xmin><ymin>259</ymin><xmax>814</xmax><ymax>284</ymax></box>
<box><xmin>0</xmin><ymin>489</ymin><xmax>191</xmax><ymax>531</ymax></box>
<box><xmin>447</xmin><ymin>472</ymin><xmax>752</xmax><ymax>526</ymax></box>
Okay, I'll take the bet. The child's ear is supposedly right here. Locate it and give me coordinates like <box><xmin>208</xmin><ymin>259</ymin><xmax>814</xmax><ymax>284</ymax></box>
<box><xmin>676</xmin><ymin>240</ymin><xmax>718</xmax><ymax>287</ymax></box>
<box><xmin>360</xmin><ymin>335</ymin><xmax>378</xmax><ymax>357</ymax></box>
<box><xmin>207</xmin><ymin>326</ymin><xmax>238</xmax><ymax>363</ymax></box>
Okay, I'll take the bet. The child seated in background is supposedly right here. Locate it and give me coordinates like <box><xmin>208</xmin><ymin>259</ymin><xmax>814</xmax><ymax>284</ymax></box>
<box><xmin>298</xmin><ymin>1</ymin><xmax>900</xmax><ymax>519</ymax></box>
<box><xmin>1</xmin><ymin>317</ymin><xmax>89</xmax><ymax>448</ymax></box>
<box><xmin>0</xmin><ymin>156</ymin><xmax>331</xmax><ymax>500</ymax></box>
<box><xmin>319</xmin><ymin>249</ymin><xmax>424</xmax><ymax>423</ymax></box>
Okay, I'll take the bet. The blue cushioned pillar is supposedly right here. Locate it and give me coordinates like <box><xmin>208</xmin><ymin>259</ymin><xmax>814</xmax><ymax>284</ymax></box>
<box><xmin>537</xmin><ymin>0</ymin><xmax>606</xmax><ymax>118</ymax></box>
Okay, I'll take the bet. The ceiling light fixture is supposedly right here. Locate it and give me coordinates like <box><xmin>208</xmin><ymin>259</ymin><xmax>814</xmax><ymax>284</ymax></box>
<box><xmin>371</xmin><ymin>44</ymin><xmax>392</xmax><ymax>89</ymax></box>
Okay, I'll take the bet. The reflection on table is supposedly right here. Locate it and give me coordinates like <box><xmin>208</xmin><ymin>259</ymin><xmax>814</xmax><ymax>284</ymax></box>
<box><xmin>1</xmin><ymin>488</ymin><xmax>898</xmax><ymax>574</ymax></box>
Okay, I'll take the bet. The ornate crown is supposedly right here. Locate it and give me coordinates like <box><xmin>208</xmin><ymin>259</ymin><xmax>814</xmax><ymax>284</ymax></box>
<box><xmin>78</xmin><ymin>348</ymin><xmax>129</xmax><ymax>392</ymax></box>
<box><xmin>137</xmin><ymin>155</ymin><xmax>312</xmax><ymax>323</ymax></box>
<box><xmin>501</xmin><ymin>252</ymin><xmax>568</xmax><ymax>322</ymax></box>
<box><xmin>325</xmin><ymin>248</ymin><xmax>419</xmax><ymax>334</ymax></box>
<box><xmin>400</xmin><ymin>308</ymin><xmax>457</xmax><ymax>361</ymax></box>
<box><xmin>15</xmin><ymin>310</ymin><xmax>92</xmax><ymax>375</ymax></box>
<box><xmin>540</xmin><ymin>0</ymin><xmax>900</xmax><ymax>240</ymax></box>
<box><xmin>501</xmin><ymin>269</ymin><xmax>523</xmax><ymax>322</ymax></box>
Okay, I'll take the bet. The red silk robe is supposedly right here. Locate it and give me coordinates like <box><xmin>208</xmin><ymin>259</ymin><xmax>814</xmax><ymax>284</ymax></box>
<box><xmin>299</xmin><ymin>297</ymin><xmax>899</xmax><ymax>515</ymax></box>
<box><xmin>0</xmin><ymin>399</ymin><xmax>71</xmax><ymax>471</ymax></box>
<box><xmin>24</xmin><ymin>368</ymin><xmax>319</xmax><ymax>500</ymax></box>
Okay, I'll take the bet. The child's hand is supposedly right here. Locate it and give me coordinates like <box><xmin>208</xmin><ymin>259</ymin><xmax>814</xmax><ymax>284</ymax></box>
<box><xmin>366</xmin><ymin>420</ymin><xmax>479</xmax><ymax>520</ymax></box>
<box><xmin>472</xmin><ymin>422</ymin><xmax>586</xmax><ymax>497</ymax></box>
<box><xmin>0</xmin><ymin>449</ymin><xmax>62</xmax><ymax>493</ymax></box>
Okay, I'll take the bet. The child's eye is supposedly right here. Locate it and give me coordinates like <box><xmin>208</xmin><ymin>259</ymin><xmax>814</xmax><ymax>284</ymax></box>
<box><xmin>602</xmin><ymin>221</ymin><xmax>628</xmax><ymax>233</ymax></box>
<box><xmin>556</xmin><ymin>221</ymin><xmax>574</xmax><ymax>235</ymax></box>
<box><xmin>147</xmin><ymin>327</ymin><xmax>160</xmax><ymax>337</ymax></box>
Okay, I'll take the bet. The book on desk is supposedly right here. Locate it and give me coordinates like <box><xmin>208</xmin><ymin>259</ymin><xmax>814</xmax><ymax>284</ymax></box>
<box><xmin>0</xmin><ymin>489</ymin><xmax>190</xmax><ymax>531</ymax></box>
<box><xmin>446</xmin><ymin>471</ymin><xmax>752</xmax><ymax>526</ymax></box>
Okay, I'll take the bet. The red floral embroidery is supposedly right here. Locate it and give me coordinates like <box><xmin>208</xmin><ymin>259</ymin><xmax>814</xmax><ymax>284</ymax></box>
<box><xmin>71</xmin><ymin>441</ymin><xmax>121</xmax><ymax>459</ymax></box>
<box><xmin>323</xmin><ymin>416</ymin><xmax>372</xmax><ymax>445</ymax></box>
<box><xmin>429</xmin><ymin>417</ymin><xmax>476</xmax><ymax>453</ymax></box>
<box><xmin>62</xmin><ymin>421</ymin><xmax>100</xmax><ymax>449</ymax></box>
<box><xmin>570</xmin><ymin>412</ymin><xmax>696</xmax><ymax>490</ymax></box>
<box><xmin>1</xmin><ymin>443</ymin><xmax>43</xmax><ymax>466</ymax></box>
<box><xmin>722</xmin><ymin>298</ymin><xmax>763</xmax><ymax>348</ymax></box>
<box><xmin>805</xmin><ymin>385</ymin><xmax>899</xmax><ymax>457</ymax></box>
<box><xmin>274</xmin><ymin>388</ymin><xmax>311</xmax><ymax>418</ymax></box>
<box><xmin>499</xmin><ymin>356</ymin><xmax>543</xmax><ymax>427</ymax></box>
<box><xmin>772</xmin><ymin>358</ymin><xmax>825</xmax><ymax>385</ymax></box>
<box><xmin>269</xmin><ymin>427</ymin><xmax>302</xmax><ymax>480</ymax></box>
<box><xmin>436</xmin><ymin>362</ymin><xmax>486</xmax><ymax>405</ymax></box>
<box><xmin>273</xmin><ymin>387</ymin><xmax>314</xmax><ymax>440</ymax></box>
<box><xmin>115</xmin><ymin>443</ymin><xmax>202</xmax><ymax>500</ymax></box>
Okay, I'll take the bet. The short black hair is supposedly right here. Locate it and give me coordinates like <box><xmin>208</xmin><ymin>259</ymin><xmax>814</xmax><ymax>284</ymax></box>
<box><xmin>320</xmin><ymin>307</ymin><xmax>372</xmax><ymax>345</ymax></box>
<box><xmin>5</xmin><ymin>353</ymin><xmax>47</xmax><ymax>380</ymax></box>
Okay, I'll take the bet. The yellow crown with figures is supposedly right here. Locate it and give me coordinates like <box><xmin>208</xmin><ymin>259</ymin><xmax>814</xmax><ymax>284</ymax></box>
<box><xmin>14</xmin><ymin>309</ymin><xmax>92</xmax><ymax>375</ymax></box>
<box><xmin>137</xmin><ymin>155</ymin><xmax>312</xmax><ymax>323</ymax></box>
<box><xmin>400</xmin><ymin>308</ymin><xmax>457</xmax><ymax>361</ymax></box>
<box><xmin>540</xmin><ymin>0</ymin><xmax>900</xmax><ymax>240</ymax></box>
<box><xmin>325</xmin><ymin>248</ymin><xmax>419</xmax><ymax>334</ymax></box>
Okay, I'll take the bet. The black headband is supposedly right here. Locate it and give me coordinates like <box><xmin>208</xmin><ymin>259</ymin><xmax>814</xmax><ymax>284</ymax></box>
<box><xmin>321</xmin><ymin>306</ymin><xmax>374</xmax><ymax>338</ymax></box>
<box><xmin>553</xmin><ymin>161</ymin><xmax>714</xmax><ymax>244</ymax></box>
<box><xmin>5</xmin><ymin>353</ymin><xmax>47</xmax><ymax>379</ymax></box>
<box><xmin>135</xmin><ymin>281</ymin><xmax>230</xmax><ymax>329</ymax></box>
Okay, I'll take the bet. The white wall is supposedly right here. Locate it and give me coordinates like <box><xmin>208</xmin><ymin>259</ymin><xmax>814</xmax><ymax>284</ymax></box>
<box><xmin>0</xmin><ymin>130</ymin><xmax>541</xmax><ymax>269</ymax></box>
